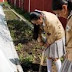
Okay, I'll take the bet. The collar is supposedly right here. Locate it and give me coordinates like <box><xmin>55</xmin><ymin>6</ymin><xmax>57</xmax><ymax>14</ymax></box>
<box><xmin>41</xmin><ymin>13</ymin><xmax>46</xmax><ymax>27</ymax></box>
<box><xmin>67</xmin><ymin>10</ymin><xmax>72</xmax><ymax>19</ymax></box>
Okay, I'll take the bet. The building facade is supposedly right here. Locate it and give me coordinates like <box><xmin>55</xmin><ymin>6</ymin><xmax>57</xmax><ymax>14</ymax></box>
<box><xmin>0</xmin><ymin>0</ymin><xmax>7</xmax><ymax>2</ymax></box>
<box><xmin>8</xmin><ymin>0</ymin><xmax>67</xmax><ymax>28</ymax></box>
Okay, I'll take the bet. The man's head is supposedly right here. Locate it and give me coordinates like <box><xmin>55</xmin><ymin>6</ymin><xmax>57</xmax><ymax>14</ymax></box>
<box><xmin>30</xmin><ymin>11</ymin><xmax>43</xmax><ymax>25</ymax></box>
<box><xmin>52</xmin><ymin>0</ymin><xmax>69</xmax><ymax>18</ymax></box>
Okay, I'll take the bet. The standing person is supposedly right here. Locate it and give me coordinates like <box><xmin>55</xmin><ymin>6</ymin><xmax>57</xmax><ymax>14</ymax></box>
<box><xmin>30</xmin><ymin>10</ymin><xmax>66</xmax><ymax>72</ymax></box>
<box><xmin>52</xmin><ymin>0</ymin><xmax>72</xmax><ymax>72</ymax></box>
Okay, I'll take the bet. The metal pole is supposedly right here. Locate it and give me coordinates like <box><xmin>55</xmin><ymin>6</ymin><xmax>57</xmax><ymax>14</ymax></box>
<box><xmin>29</xmin><ymin>0</ymin><xmax>30</xmax><ymax>12</ymax></box>
<box><xmin>19</xmin><ymin>0</ymin><xmax>20</xmax><ymax>8</ymax></box>
<box><xmin>22</xmin><ymin>0</ymin><xmax>24</xmax><ymax>10</ymax></box>
<box><xmin>14</xmin><ymin>0</ymin><xmax>16</xmax><ymax>6</ymax></box>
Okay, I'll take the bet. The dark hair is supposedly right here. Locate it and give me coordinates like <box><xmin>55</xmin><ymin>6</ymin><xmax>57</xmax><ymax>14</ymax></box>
<box><xmin>52</xmin><ymin>0</ymin><xmax>67</xmax><ymax>10</ymax></box>
<box><xmin>68</xmin><ymin>1</ymin><xmax>72</xmax><ymax>11</ymax></box>
<box><xmin>33</xmin><ymin>24</ymin><xmax>40</xmax><ymax>40</ymax></box>
<box><xmin>30</xmin><ymin>11</ymin><xmax>41</xmax><ymax>21</ymax></box>
<box><xmin>30</xmin><ymin>11</ymin><xmax>41</xmax><ymax>40</ymax></box>
<box><xmin>52</xmin><ymin>0</ymin><xmax>72</xmax><ymax>11</ymax></box>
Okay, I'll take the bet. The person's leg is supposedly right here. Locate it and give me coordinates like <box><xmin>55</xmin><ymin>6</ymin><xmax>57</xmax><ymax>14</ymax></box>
<box><xmin>47</xmin><ymin>58</ymin><xmax>52</xmax><ymax>72</ymax></box>
<box><xmin>54</xmin><ymin>58</ymin><xmax>62</xmax><ymax>72</ymax></box>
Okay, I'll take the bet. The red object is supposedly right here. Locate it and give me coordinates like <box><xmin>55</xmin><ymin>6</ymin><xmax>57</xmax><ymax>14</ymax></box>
<box><xmin>8</xmin><ymin>0</ymin><xmax>67</xmax><ymax>28</ymax></box>
<box><xmin>30</xmin><ymin>0</ymin><xmax>52</xmax><ymax>12</ymax></box>
<box><xmin>23</xmin><ymin>0</ymin><xmax>29</xmax><ymax>12</ymax></box>
<box><xmin>23</xmin><ymin>0</ymin><xmax>67</xmax><ymax>28</ymax></box>
<box><xmin>4</xmin><ymin>0</ymin><xmax>7</xmax><ymax>2</ymax></box>
<box><xmin>59</xmin><ymin>17</ymin><xmax>67</xmax><ymax>29</ymax></box>
<box><xmin>0</xmin><ymin>0</ymin><xmax>7</xmax><ymax>2</ymax></box>
<box><xmin>0</xmin><ymin>0</ymin><xmax>4</xmax><ymax>2</ymax></box>
<box><xmin>19</xmin><ymin>0</ymin><xmax>24</xmax><ymax>10</ymax></box>
<box><xmin>12</xmin><ymin>0</ymin><xmax>14</xmax><ymax>5</ymax></box>
<box><xmin>23</xmin><ymin>0</ymin><xmax>52</xmax><ymax>12</ymax></box>
<box><xmin>10</xmin><ymin>0</ymin><xmax>14</xmax><ymax>4</ymax></box>
<box><xmin>16</xmin><ymin>0</ymin><xmax>19</xmax><ymax>8</ymax></box>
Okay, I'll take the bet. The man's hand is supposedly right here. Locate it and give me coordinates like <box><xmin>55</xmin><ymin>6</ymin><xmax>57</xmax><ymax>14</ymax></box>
<box><xmin>39</xmin><ymin>42</ymin><xmax>44</xmax><ymax>46</ymax></box>
<box><xmin>44</xmin><ymin>42</ymin><xmax>49</xmax><ymax>47</ymax></box>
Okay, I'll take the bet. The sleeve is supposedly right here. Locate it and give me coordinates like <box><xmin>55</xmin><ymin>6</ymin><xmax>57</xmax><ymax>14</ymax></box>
<box><xmin>66</xmin><ymin>25</ymin><xmax>71</xmax><ymax>32</ymax></box>
<box><xmin>66</xmin><ymin>18</ymin><xmax>72</xmax><ymax>46</ymax></box>
<box><xmin>45</xmin><ymin>22</ymin><xmax>56</xmax><ymax>45</ymax></box>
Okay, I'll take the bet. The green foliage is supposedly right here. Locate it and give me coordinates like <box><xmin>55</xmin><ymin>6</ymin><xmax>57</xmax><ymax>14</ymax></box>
<box><xmin>19</xmin><ymin>53</ymin><xmax>24</xmax><ymax>62</ymax></box>
<box><xmin>19</xmin><ymin>53</ymin><xmax>33</xmax><ymax>65</ymax></box>
<box><xmin>4</xmin><ymin>11</ymin><xmax>19</xmax><ymax>20</ymax></box>
<box><xmin>24</xmin><ymin>56</ymin><xmax>33</xmax><ymax>63</ymax></box>
<box><xmin>7</xmin><ymin>20</ymin><xmax>33</xmax><ymax>44</ymax></box>
<box><xmin>16</xmin><ymin>43</ymin><xmax>23</xmax><ymax>51</ymax></box>
<box><xmin>9</xmin><ymin>4</ymin><xmax>30</xmax><ymax>21</ymax></box>
<box><xmin>60</xmin><ymin>57</ymin><xmax>64</xmax><ymax>62</ymax></box>
<box><xmin>0</xmin><ymin>2</ymin><xmax>8</xmax><ymax>5</ymax></box>
<box><xmin>3</xmin><ymin>2</ymin><xmax>9</xmax><ymax>6</ymax></box>
<box><xmin>23</xmin><ymin>12</ymin><xmax>30</xmax><ymax>21</ymax></box>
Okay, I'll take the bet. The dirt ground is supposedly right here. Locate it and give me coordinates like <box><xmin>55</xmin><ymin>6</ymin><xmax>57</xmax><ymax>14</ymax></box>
<box><xmin>20</xmin><ymin>40</ymin><xmax>57</xmax><ymax>72</ymax></box>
